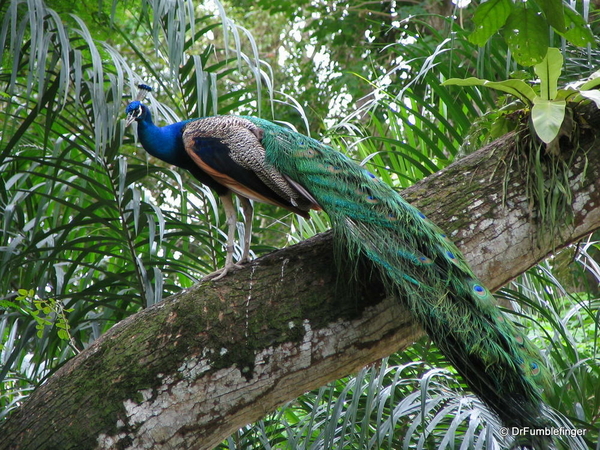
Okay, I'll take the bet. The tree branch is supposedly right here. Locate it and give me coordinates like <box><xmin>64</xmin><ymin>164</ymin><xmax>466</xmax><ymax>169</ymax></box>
<box><xmin>2</xmin><ymin>105</ymin><xmax>600</xmax><ymax>450</ymax></box>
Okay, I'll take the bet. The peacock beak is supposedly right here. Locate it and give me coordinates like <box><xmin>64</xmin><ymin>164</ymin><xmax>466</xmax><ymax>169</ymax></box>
<box><xmin>125</xmin><ymin>113</ymin><xmax>136</xmax><ymax>127</ymax></box>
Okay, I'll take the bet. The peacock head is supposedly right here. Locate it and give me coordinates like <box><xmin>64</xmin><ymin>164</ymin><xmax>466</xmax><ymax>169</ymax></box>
<box><xmin>125</xmin><ymin>83</ymin><xmax>153</xmax><ymax>127</ymax></box>
<box><xmin>125</xmin><ymin>101</ymin><xmax>146</xmax><ymax>126</ymax></box>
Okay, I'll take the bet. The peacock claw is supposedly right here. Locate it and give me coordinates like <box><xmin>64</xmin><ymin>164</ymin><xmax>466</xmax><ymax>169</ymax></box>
<box><xmin>204</xmin><ymin>261</ymin><xmax>248</xmax><ymax>281</ymax></box>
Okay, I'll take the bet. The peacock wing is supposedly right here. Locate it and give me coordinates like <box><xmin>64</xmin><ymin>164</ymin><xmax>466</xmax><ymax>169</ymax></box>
<box><xmin>181</xmin><ymin>116</ymin><xmax>319</xmax><ymax>216</ymax></box>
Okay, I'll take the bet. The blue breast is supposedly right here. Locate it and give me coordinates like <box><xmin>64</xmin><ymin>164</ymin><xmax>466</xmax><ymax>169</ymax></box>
<box><xmin>136</xmin><ymin>110</ymin><xmax>190</xmax><ymax>168</ymax></box>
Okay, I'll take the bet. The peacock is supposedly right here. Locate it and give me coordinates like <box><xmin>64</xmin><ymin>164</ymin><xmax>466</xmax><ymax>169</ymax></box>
<box><xmin>125</xmin><ymin>84</ymin><xmax>551</xmax><ymax>448</ymax></box>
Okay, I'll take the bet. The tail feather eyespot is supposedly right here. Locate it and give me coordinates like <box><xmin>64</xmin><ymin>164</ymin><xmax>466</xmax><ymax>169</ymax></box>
<box><xmin>417</xmin><ymin>255</ymin><xmax>433</xmax><ymax>264</ymax></box>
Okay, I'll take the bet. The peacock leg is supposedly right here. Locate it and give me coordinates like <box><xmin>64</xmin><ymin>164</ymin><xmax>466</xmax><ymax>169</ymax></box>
<box><xmin>206</xmin><ymin>192</ymin><xmax>244</xmax><ymax>280</ymax></box>
<box><xmin>238</xmin><ymin>196</ymin><xmax>253</xmax><ymax>264</ymax></box>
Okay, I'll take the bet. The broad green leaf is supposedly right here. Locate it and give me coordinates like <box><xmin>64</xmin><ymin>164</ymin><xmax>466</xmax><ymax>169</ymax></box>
<box><xmin>536</xmin><ymin>0</ymin><xmax>565</xmax><ymax>33</ymax></box>
<box><xmin>504</xmin><ymin>8</ymin><xmax>549</xmax><ymax>66</ymax></box>
<box><xmin>559</xmin><ymin>3</ymin><xmax>595</xmax><ymax>47</ymax></box>
<box><xmin>579</xmin><ymin>90</ymin><xmax>600</xmax><ymax>109</ymax></box>
<box><xmin>477</xmin><ymin>80</ymin><xmax>537</xmax><ymax>103</ymax></box>
<box><xmin>468</xmin><ymin>0</ymin><xmax>512</xmax><ymax>46</ymax></box>
<box><xmin>443</xmin><ymin>77</ymin><xmax>536</xmax><ymax>104</ymax></box>
<box><xmin>531</xmin><ymin>98</ymin><xmax>566</xmax><ymax>143</ymax></box>
<box><xmin>534</xmin><ymin>48</ymin><xmax>562</xmax><ymax>101</ymax></box>
<box><xmin>554</xmin><ymin>86</ymin><xmax>579</xmax><ymax>101</ymax></box>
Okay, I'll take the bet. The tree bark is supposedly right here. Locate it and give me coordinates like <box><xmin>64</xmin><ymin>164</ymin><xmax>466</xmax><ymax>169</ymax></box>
<box><xmin>2</xmin><ymin>104</ymin><xmax>600</xmax><ymax>450</ymax></box>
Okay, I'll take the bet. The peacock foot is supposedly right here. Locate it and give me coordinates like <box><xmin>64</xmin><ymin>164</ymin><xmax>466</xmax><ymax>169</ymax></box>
<box><xmin>204</xmin><ymin>261</ymin><xmax>248</xmax><ymax>281</ymax></box>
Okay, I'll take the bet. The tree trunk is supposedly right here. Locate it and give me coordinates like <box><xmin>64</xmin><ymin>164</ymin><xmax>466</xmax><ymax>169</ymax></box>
<box><xmin>2</xmin><ymin>104</ymin><xmax>600</xmax><ymax>450</ymax></box>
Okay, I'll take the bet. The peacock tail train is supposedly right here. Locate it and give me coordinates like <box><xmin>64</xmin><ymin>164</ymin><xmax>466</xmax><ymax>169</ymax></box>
<box><xmin>248</xmin><ymin>116</ymin><xmax>552</xmax><ymax>442</ymax></box>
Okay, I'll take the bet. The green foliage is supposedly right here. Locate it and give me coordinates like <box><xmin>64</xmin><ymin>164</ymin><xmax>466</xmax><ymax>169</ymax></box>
<box><xmin>220</xmin><ymin>0</ymin><xmax>438</xmax><ymax>130</ymax></box>
<box><xmin>504</xmin><ymin>6</ymin><xmax>551</xmax><ymax>65</ymax></box>
<box><xmin>3</xmin><ymin>289</ymin><xmax>75</xmax><ymax>342</ymax></box>
<box><xmin>444</xmin><ymin>47</ymin><xmax>600</xmax><ymax>145</ymax></box>
<box><xmin>468</xmin><ymin>0</ymin><xmax>595</xmax><ymax>66</ymax></box>
<box><xmin>469</xmin><ymin>0</ymin><xmax>512</xmax><ymax>45</ymax></box>
<box><xmin>442</xmin><ymin>45</ymin><xmax>598</xmax><ymax>243</ymax></box>
<box><xmin>442</xmin><ymin>77</ymin><xmax>537</xmax><ymax>104</ymax></box>
<box><xmin>330</xmin><ymin>18</ymin><xmax>503</xmax><ymax>184</ymax></box>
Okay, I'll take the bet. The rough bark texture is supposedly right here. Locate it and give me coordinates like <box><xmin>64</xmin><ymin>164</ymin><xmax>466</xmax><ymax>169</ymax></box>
<box><xmin>2</xmin><ymin>104</ymin><xmax>600</xmax><ymax>450</ymax></box>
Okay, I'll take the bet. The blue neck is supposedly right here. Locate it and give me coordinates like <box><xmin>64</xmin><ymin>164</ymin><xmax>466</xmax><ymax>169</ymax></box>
<box><xmin>136</xmin><ymin>107</ymin><xmax>190</xmax><ymax>168</ymax></box>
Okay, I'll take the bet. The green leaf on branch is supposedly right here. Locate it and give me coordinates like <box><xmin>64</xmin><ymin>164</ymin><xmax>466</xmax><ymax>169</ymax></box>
<box><xmin>536</xmin><ymin>0</ymin><xmax>565</xmax><ymax>33</ymax></box>
<box><xmin>442</xmin><ymin>77</ymin><xmax>536</xmax><ymax>104</ymax></box>
<box><xmin>468</xmin><ymin>0</ymin><xmax>512</xmax><ymax>46</ymax></box>
<box><xmin>504</xmin><ymin>7</ymin><xmax>549</xmax><ymax>66</ymax></box>
<box><xmin>559</xmin><ymin>3</ymin><xmax>595</xmax><ymax>47</ymax></box>
<box><xmin>534</xmin><ymin>48</ymin><xmax>563</xmax><ymax>100</ymax></box>
<box><xmin>531</xmin><ymin>98</ymin><xmax>566</xmax><ymax>143</ymax></box>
